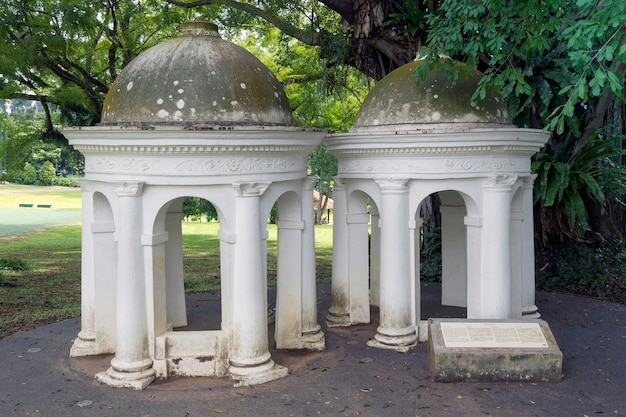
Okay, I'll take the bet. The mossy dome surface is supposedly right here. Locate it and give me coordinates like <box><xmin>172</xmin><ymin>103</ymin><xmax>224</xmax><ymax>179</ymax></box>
<box><xmin>101</xmin><ymin>19</ymin><xmax>292</xmax><ymax>126</ymax></box>
<box><xmin>352</xmin><ymin>59</ymin><xmax>512</xmax><ymax>132</ymax></box>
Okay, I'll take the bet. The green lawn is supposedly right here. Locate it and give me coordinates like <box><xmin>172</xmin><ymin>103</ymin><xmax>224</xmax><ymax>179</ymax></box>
<box><xmin>0</xmin><ymin>220</ymin><xmax>334</xmax><ymax>339</ymax></box>
<box><xmin>0</xmin><ymin>185</ymin><xmax>82</xmax><ymax>209</ymax></box>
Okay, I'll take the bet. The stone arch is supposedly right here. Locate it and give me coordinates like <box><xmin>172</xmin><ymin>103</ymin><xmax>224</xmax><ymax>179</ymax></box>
<box><xmin>268</xmin><ymin>182</ymin><xmax>325</xmax><ymax>351</ymax></box>
<box><xmin>414</xmin><ymin>189</ymin><xmax>477</xmax><ymax>317</ymax></box>
<box><xmin>146</xmin><ymin>193</ymin><xmax>227</xmax><ymax>340</ymax></box>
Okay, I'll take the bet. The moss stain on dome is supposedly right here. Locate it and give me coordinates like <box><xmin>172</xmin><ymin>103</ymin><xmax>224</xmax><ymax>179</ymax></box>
<box><xmin>353</xmin><ymin>59</ymin><xmax>511</xmax><ymax>131</ymax></box>
<box><xmin>101</xmin><ymin>19</ymin><xmax>292</xmax><ymax>126</ymax></box>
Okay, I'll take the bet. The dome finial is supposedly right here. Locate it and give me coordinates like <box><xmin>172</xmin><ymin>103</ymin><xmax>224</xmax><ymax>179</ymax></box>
<box><xmin>180</xmin><ymin>18</ymin><xmax>220</xmax><ymax>38</ymax></box>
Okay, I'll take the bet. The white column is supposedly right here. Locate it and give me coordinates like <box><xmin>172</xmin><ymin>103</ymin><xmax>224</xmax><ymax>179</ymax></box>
<box><xmin>441</xmin><ymin>205</ymin><xmax>468</xmax><ymax>308</ymax></box>
<box><xmin>70</xmin><ymin>179</ymin><xmax>97</xmax><ymax>357</ymax></box>
<box><xmin>96</xmin><ymin>181</ymin><xmax>155</xmax><ymax>390</ymax></box>
<box><xmin>369</xmin><ymin>203</ymin><xmax>381</xmax><ymax>307</ymax></box>
<box><xmin>165</xmin><ymin>209</ymin><xmax>187</xmax><ymax>328</ymax></box>
<box><xmin>521</xmin><ymin>175</ymin><xmax>540</xmax><ymax>318</ymax></box>
<box><xmin>479</xmin><ymin>175</ymin><xmax>517</xmax><ymax>319</ymax></box>
<box><xmin>510</xmin><ymin>201</ymin><xmax>524</xmax><ymax>319</ymax></box>
<box><xmin>300</xmin><ymin>177</ymin><xmax>325</xmax><ymax>349</ymax></box>
<box><xmin>410</xmin><ymin>217</ymin><xmax>422</xmax><ymax>327</ymax></box>
<box><xmin>228</xmin><ymin>182</ymin><xmax>288</xmax><ymax>386</ymax></box>
<box><xmin>346</xmin><ymin>206</ymin><xmax>371</xmax><ymax>325</ymax></box>
<box><xmin>368</xmin><ymin>179</ymin><xmax>416</xmax><ymax>352</ymax></box>
<box><xmin>326</xmin><ymin>178</ymin><xmax>351</xmax><ymax>326</ymax></box>
<box><xmin>141</xmin><ymin>231</ymin><xmax>168</xmax><ymax>358</ymax></box>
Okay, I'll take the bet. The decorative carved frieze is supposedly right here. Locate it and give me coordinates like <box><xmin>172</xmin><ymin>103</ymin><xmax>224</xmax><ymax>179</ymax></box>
<box><xmin>84</xmin><ymin>155</ymin><xmax>304</xmax><ymax>175</ymax></box>
<box><xmin>339</xmin><ymin>157</ymin><xmax>521</xmax><ymax>175</ymax></box>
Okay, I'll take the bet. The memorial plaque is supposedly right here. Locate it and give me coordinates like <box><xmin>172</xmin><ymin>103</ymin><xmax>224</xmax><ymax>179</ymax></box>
<box><xmin>440</xmin><ymin>322</ymin><xmax>549</xmax><ymax>348</ymax></box>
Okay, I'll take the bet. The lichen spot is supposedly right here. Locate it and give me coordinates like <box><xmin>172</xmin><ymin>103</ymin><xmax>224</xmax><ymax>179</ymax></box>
<box><xmin>126</xmin><ymin>81</ymin><xmax>133</xmax><ymax>91</ymax></box>
<box><xmin>274</xmin><ymin>92</ymin><xmax>280</xmax><ymax>98</ymax></box>
<box><xmin>240</xmin><ymin>83</ymin><xmax>246</xmax><ymax>89</ymax></box>
<box><xmin>157</xmin><ymin>109</ymin><xmax>169</xmax><ymax>118</ymax></box>
<box><xmin>176</xmin><ymin>99</ymin><xmax>185</xmax><ymax>109</ymax></box>
<box><xmin>173</xmin><ymin>80</ymin><xmax>179</xmax><ymax>86</ymax></box>
<box><xmin>432</xmin><ymin>111</ymin><xmax>441</xmax><ymax>121</ymax></box>
<box><xmin>433</xmin><ymin>94</ymin><xmax>439</xmax><ymax>99</ymax></box>
<box><xmin>157</xmin><ymin>98</ymin><xmax>164</xmax><ymax>105</ymax></box>
<box><xmin>212</xmin><ymin>101</ymin><xmax>218</xmax><ymax>106</ymax></box>
<box><xmin>177</xmin><ymin>89</ymin><xmax>184</xmax><ymax>94</ymax></box>
<box><xmin>230</xmin><ymin>100</ymin><xmax>239</xmax><ymax>106</ymax></box>
<box><xmin>211</xmin><ymin>71</ymin><xmax>216</xmax><ymax>75</ymax></box>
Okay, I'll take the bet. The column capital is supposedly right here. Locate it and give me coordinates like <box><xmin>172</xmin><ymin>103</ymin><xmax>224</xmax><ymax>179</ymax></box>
<box><xmin>76</xmin><ymin>178</ymin><xmax>95</xmax><ymax>192</ymax></box>
<box><xmin>375</xmin><ymin>178</ymin><xmax>409</xmax><ymax>193</ymax></box>
<box><xmin>302</xmin><ymin>176</ymin><xmax>316</xmax><ymax>191</ymax></box>
<box><xmin>332</xmin><ymin>176</ymin><xmax>345</xmax><ymax>191</ymax></box>
<box><xmin>483</xmin><ymin>175</ymin><xmax>517</xmax><ymax>191</ymax></box>
<box><xmin>112</xmin><ymin>181</ymin><xmax>145</xmax><ymax>197</ymax></box>
<box><xmin>233</xmin><ymin>181</ymin><xmax>271</xmax><ymax>197</ymax></box>
<box><xmin>523</xmin><ymin>174</ymin><xmax>538</xmax><ymax>189</ymax></box>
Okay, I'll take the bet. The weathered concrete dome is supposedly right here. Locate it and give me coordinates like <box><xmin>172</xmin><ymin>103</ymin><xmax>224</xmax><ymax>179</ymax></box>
<box><xmin>101</xmin><ymin>19</ymin><xmax>292</xmax><ymax>126</ymax></box>
<box><xmin>353</xmin><ymin>59</ymin><xmax>512</xmax><ymax>132</ymax></box>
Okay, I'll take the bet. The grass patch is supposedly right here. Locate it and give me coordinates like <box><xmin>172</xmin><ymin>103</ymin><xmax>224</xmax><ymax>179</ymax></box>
<box><xmin>0</xmin><ymin>220</ymin><xmax>334</xmax><ymax>338</ymax></box>
<box><xmin>0</xmin><ymin>225</ymin><xmax>82</xmax><ymax>338</ymax></box>
<box><xmin>0</xmin><ymin>185</ymin><xmax>81</xmax><ymax>209</ymax></box>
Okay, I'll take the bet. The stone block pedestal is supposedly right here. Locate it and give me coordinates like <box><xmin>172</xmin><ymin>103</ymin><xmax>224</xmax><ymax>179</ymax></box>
<box><xmin>427</xmin><ymin>318</ymin><xmax>562</xmax><ymax>382</ymax></box>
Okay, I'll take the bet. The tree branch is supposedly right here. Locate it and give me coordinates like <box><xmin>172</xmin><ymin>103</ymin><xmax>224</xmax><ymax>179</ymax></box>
<box><xmin>318</xmin><ymin>0</ymin><xmax>355</xmax><ymax>23</ymax></box>
<box><xmin>163</xmin><ymin>0</ymin><xmax>328</xmax><ymax>46</ymax></box>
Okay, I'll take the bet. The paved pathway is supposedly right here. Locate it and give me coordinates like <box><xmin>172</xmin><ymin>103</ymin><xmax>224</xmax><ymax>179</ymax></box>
<box><xmin>0</xmin><ymin>284</ymin><xmax>624</xmax><ymax>417</ymax></box>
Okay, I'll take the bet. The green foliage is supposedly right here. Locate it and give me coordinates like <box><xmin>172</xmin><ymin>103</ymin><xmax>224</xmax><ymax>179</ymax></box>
<box><xmin>52</xmin><ymin>175</ymin><xmax>79</xmax><ymax>187</ymax></box>
<box><xmin>21</xmin><ymin>163</ymin><xmax>37</xmax><ymax>185</ymax></box>
<box><xmin>533</xmin><ymin>132</ymin><xmax>626</xmax><ymax>234</ymax></box>
<box><xmin>536</xmin><ymin>237</ymin><xmax>626</xmax><ymax>303</ymax></box>
<box><xmin>0</xmin><ymin>0</ymin><xmax>191</xmax><ymax>124</ymax></box>
<box><xmin>420</xmin><ymin>225</ymin><xmax>442</xmax><ymax>282</ymax></box>
<box><xmin>0</xmin><ymin>257</ymin><xmax>28</xmax><ymax>272</ymax></box>
<box><xmin>38</xmin><ymin>160</ymin><xmax>56</xmax><ymax>185</ymax></box>
<box><xmin>423</xmin><ymin>0</ymin><xmax>626</xmax><ymax>132</ymax></box>
<box><xmin>309</xmin><ymin>145</ymin><xmax>338</xmax><ymax>224</ymax></box>
<box><xmin>421</xmin><ymin>0</ymin><xmax>626</xmax><ymax>242</ymax></box>
<box><xmin>386</xmin><ymin>0</ymin><xmax>427</xmax><ymax>37</ymax></box>
<box><xmin>0</xmin><ymin>257</ymin><xmax>27</xmax><ymax>288</ymax></box>
<box><xmin>238</xmin><ymin>26</ymin><xmax>370</xmax><ymax>133</ymax></box>
<box><xmin>182</xmin><ymin>197</ymin><xmax>218</xmax><ymax>222</ymax></box>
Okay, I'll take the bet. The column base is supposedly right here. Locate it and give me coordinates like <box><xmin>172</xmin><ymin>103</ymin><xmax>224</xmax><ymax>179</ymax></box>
<box><xmin>301</xmin><ymin>326</ymin><xmax>326</xmax><ymax>351</ymax></box>
<box><xmin>95</xmin><ymin>358</ymin><xmax>156</xmax><ymax>390</ymax></box>
<box><xmin>229</xmin><ymin>354</ymin><xmax>288</xmax><ymax>387</ymax></box>
<box><xmin>325</xmin><ymin>308</ymin><xmax>351</xmax><ymax>327</ymax></box>
<box><xmin>367</xmin><ymin>326</ymin><xmax>417</xmax><ymax>353</ymax></box>
<box><xmin>522</xmin><ymin>305</ymin><xmax>541</xmax><ymax>319</ymax></box>
<box><xmin>69</xmin><ymin>331</ymin><xmax>99</xmax><ymax>357</ymax></box>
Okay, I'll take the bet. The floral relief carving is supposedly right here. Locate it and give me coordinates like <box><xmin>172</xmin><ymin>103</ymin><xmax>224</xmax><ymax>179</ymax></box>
<box><xmin>176</xmin><ymin>157</ymin><xmax>299</xmax><ymax>174</ymax></box>
<box><xmin>87</xmin><ymin>157</ymin><xmax>158</xmax><ymax>172</ymax></box>
<box><xmin>445</xmin><ymin>159</ymin><xmax>490</xmax><ymax>172</ymax></box>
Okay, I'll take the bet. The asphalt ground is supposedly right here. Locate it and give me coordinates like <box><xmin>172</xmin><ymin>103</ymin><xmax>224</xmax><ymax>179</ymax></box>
<box><xmin>1</xmin><ymin>283</ymin><xmax>624</xmax><ymax>417</ymax></box>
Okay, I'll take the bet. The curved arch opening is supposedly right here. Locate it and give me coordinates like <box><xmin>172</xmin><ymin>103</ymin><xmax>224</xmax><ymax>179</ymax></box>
<box><xmin>415</xmin><ymin>190</ymin><xmax>471</xmax><ymax>320</ymax></box>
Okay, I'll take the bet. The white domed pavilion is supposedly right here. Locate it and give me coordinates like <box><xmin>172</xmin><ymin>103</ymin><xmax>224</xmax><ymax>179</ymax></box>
<box><xmin>324</xmin><ymin>58</ymin><xmax>549</xmax><ymax>351</ymax></box>
<box><xmin>64</xmin><ymin>19</ymin><xmax>325</xmax><ymax>389</ymax></box>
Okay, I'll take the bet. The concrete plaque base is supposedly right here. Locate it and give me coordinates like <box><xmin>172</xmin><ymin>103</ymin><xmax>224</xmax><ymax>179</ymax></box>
<box><xmin>427</xmin><ymin>318</ymin><xmax>562</xmax><ymax>382</ymax></box>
